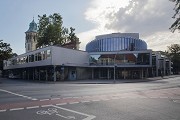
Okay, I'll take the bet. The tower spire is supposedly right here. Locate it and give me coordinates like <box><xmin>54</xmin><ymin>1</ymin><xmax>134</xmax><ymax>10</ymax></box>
<box><xmin>25</xmin><ymin>18</ymin><xmax>38</xmax><ymax>53</ymax></box>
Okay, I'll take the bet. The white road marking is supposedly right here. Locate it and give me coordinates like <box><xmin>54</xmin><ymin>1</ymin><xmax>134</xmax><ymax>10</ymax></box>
<box><xmin>51</xmin><ymin>98</ymin><xmax>60</xmax><ymax>100</ymax></box>
<box><xmin>63</xmin><ymin>97</ymin><xmax>73</xmax><ymax>99</ymax></box>
<box><xmin>0</xmin><ymin>109</ymin><xmax>7</xmax><ymax>112</ymax></box>
<box><xmin>36</xmin><ymin>107</ymin><xmax>76</xmax><ymax>119</ymax></box>
<box><xmin>56</xmin><ymin>103</ymin><xmax>67</xmax><ymax>106</ymax></box>
<box><xmin>52</xmin><ymin>105</ymin><xmax>96</xmax><ymax>120</ymax></box>
<box><xmin>83</xmin><ymin>96</ymin><xmax>91</xmax><ymax>98</ymax></box>
<box><xmin>26</xmin><ymin>106</ymin><xmax>39</xmax><ymax>109</ymax></box>
<box><xmin>81</xmin><ymin>101</ymin><xmax>90</xmax><ymax>103</ymax></box>
<box><xmin>149</xmin><ymin>97</ymin><xmax>158</xmax><ymax>99</ymax></box>
<box><xmin>0</xmin><ymin>89</ymin><xmax>37</xmax><ymax>101</ymax></box>
<box><xmin>73</xmin><ymin>97</ymin><xmax>79</xmax><ymax>98</ymax></box>
<box><xmin>41</xmin><ymin>104</ymin><xmax>53</xmax><ymax>107</ymax></box>
<box><xmin>92</xmin><ymin>100</ymin><xmax>100</xmax><ymax>102</ymax></box>
<box><xmin>40</xmin><ymin>99</ymin><xmax>49</xmax><ymax>101</ymax></box>
<box><xmin>69</xmin><ymin>102</ymin><xmax>79</xmax><ymax>104</ymax></box>
<box><xmin>10</xmin><ymin>108</ymin><xmax>24</xmax><ymax>111</ymax></box>
<box><xmin>173</xmin><ymin>100</ymin><xmax>180</xmax><ymax>103</ymax></box>
<box><xmin>56</xmin><ymin>114</ymin><xmax>75</xmax><ymax>119</ymax></box>
<box><xmin>32</xmin><ymin>98</ymin><xmax>38</xmax><ymax>100</ymax></box>
<box><xmin>102</xmin><ymin>99</ymin><xmax>111</xmax><ymax>101</ymax></box>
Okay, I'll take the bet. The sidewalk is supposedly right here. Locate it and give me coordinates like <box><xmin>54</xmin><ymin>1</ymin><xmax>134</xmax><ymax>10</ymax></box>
<box><xmin>56</xmin><ymin>75</ymin><xmax>180</xmax><ymax>84</ymax></box>
<box><xmin>0</xmin><ymin>75</ymin><xmax>179</xmax><ymax>84</ymax></box>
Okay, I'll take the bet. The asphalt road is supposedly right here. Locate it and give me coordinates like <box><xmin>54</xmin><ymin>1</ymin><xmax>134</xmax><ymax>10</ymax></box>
<box><xmin>0</xmin><ymin>76</ymin><xmax>180</xmax><ymax>120</ymax></box>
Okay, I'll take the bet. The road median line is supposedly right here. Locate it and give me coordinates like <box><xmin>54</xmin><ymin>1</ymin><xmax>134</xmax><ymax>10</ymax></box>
<box><xmin>10</xmin><ymin>108</ymin><xmax>24</xmax><ymax>111</ymax></box>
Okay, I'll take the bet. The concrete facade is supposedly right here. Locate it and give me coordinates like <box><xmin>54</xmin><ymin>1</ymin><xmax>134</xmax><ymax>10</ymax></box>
<box><xmin>3</xmin><ymin>46</ymin><xmax>90</xmax><ymax>81</ymax></box>
<box><xmin>3</xmin><ymin>29</ymin><xmax>172</xmax><ymax>81</ymax></box>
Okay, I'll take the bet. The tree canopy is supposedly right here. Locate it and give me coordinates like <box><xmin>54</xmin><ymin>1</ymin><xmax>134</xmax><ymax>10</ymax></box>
<box><xmin>166</xmin><ymin>44</ymin><xmax>180</xmax><ymax>74</ymax></box>
<box><xmin>169</xmin><ymin>0</ymin><xmax>180</xmax><ymax>32</ymax></box>
<box><xmin>36</xmin><ymin>13</ymin><xmax>79</xmax><ymax>49</ymax></box>
<box><xmin>0</xmin><ymin>40</ymin><xmax>13</xmax><ymax>70</ymax></box>
<box><xmin>68</xmin><ymin>27</ymin><xmax>79</xmax><ymax>43</ymax></box>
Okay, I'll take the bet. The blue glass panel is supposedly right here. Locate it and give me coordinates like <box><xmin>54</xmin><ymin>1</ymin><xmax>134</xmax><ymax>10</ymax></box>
<box><xmin>112</xmin><ymin>38</ymin><xmax>114</xmax><ymax>51</ymax></box>
<box><xmin>122</xmin><ymin>37</ymin><xmax>124</xmax><ymax>50</ymax></box>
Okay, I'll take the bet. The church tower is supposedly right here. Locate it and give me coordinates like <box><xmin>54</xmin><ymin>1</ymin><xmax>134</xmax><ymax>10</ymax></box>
<box><xmin>25</xmin><ymin>19</ymin><xmax>37</xmax><ymax>53</ymax></box>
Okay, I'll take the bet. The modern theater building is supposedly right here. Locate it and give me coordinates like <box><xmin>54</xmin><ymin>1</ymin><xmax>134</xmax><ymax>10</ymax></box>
<box><xmin>3</xmin><ymin>20</ymin><xmax>172</xmax><ymax>81</ymax></box>
<box><xmin>87</xmin><ymin>33</ymin><xmax>152</xmax><ymax>79</ymax></box>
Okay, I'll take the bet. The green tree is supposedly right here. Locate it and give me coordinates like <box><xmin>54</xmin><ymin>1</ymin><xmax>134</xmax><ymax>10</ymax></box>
<box><xmin>0</xmin><ymin>40</ymin><xmax>13</xmax><ymax>74</ymax></box>
<box><xmin>37</xmin><ymin>13</ymin><xmax>79</xmax><ymax>48</ymax></box>
<box><xmin>167</xmin><ymin>44</ymin><xmax>180</xmax><ymax>74</ymax></box>
<box><xmin>67</xmin><ymin>27</ymin><xmax>80</xmax><ymax>49</ymax></box>
<box><xmin>169</xmin><ymin>0</ymin><xmax>180</xmax><ymax>32</ymax></box>
<box><xmin>37</xmin><ymin>13</ymin><xmax>65</xmax><ymax>47</ymax></box>
<box><xmin>68</xmin><ymin>27</ymin><xmax>78</xmax><ymax>42</ymax></box>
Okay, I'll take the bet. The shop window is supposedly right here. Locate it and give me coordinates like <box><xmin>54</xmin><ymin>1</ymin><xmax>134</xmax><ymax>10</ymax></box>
<box><xmin>29</xmin><ymin>54</ymin><xmax>34</xmax><ymax>62</ymax></box>
<box><xmin>26</xmin><ymin>56</ymin><xmax>29</xmax><ymax>63</ymax></box>
<box><xmin>41</xmin><ymin>51</ymin><xmax>46</xmax><ymax>60</ymax></box>
<box><xmin>47</xmin><ymin>50</ymin><xmax>51</xmax><ymax>59</ymax></box>
<box><xmin>35</xmin><ymin>53</ymin><xmax>38</xmax><ymax>61</ymax></box>
<box><xmin>38</xmin><ymin>52</ymin><xmax>42</xmax><ymax>61</ymax></box>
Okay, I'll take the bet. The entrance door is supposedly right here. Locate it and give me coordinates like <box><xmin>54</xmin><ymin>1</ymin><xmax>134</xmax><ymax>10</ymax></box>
<box><xmin>69</xmin><ymin>70</ymin><xmax>76</xmax><ymax>80</ymax></box>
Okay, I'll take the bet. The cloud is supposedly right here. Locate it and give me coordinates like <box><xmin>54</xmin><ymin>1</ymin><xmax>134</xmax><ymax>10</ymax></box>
<box><xmin>105</xmin><ymin>0</ymin><xmax>175</xmax><ymax>36</ymax></box>
<box><xmin>84</xmin><ymin>0</ymin><xmax>129</xmax><ymax>29</ymax></box>
<box><xmin>78</xmin><ymin>0</ymin><xmax>128</xmax><ymax>50</ymax></box>
<box><xmin>78</xmin><ymin>0</ymin><xmax>180</xmax><ymax>51</ymax></box>
<box><xmin>78</xmin><ymin>28</ymin><xmax>115</xmax><ymax>51</ymax></box>
<box><xmin>143</xmin><ymin>31</ymin><xmax>180</xmax><ymax>51</ymax></box>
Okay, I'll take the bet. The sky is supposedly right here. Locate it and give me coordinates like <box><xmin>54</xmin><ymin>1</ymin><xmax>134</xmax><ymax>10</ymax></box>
<box><xmin>0</xmin><ymin>0</ymin><xmax>179</xmax><ymax>55</ymax></box>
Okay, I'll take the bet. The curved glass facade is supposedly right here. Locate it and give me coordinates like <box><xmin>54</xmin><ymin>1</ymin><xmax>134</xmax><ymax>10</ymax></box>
<box><xmin>89</xmin><ymin>53</ymin><xmax>151</xmax><ymax>66</ymax></box>
<box><xmin>86</xmin><ymin>33</ymin><xmax>147</xmax><ymax>52</ymax></box>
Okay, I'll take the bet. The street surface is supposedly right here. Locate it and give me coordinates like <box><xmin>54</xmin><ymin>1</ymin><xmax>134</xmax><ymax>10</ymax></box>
<box><xmin>0</xmin><ymin>76</ymin><xmax>180</xmax><ymax>120</ymax></box>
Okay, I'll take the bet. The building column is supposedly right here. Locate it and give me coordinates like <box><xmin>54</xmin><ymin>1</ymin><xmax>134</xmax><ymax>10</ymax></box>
<box><xmin>38</xmin><ymin>68</ymin><xmax>41</xmax><ymax>81</ymax></box>
<box><xmin>27</xmin><ymin>69</ymin><xmax>29</xmax><ymax>80</ymax></box>
<box><xmin>152</xmin><ymin>68</ymin><xmax>154</xmax><ymax>77</ymax></box>
<box><xmin>123</xmin><ymin>68</ymin><xmax>126</xmax><ymax>79</ymax></box>
<box><xmin>163</xmin><ymin>59</ymin><xmax>166</xmax><ymax>76</ymax></box>
<box><xmin>53</xmin><ymin>65</ymin><xmax>56</xmax><ymax>82</ymax></box>
<box><xmin>141</xmin><ymin>68</ymin><xmax>144</xmax><ymax>79</ymax></box>
<box><xmin>91</xmin><ymin>68</ymin><xmax>94</xmax><ymax>79</ymax></box>
<box><xmin>98</xmin><ymin>69</ymin><xmax>100</xmax><ymax>79</ymax></box>
<box><xmin>156</xmin><ymin>55</ymin><xmax>159</xmax><ymax>76</ymax></box>
<box><xmin>33</xmin><ymin>68</ymin><xmax>35</xmax><ymax>80</ymax></box>
<box><xmin>107</xmin><ymin>68</ymin><xmax>110</xmax><ymax>80</ymax></box>
<box><xmin>114</xmin><ymin>66</ymin><xmax>116</xmax><ymax>83</ymax></box>
<box><xmin>45</xmin><ymin>68</ymin><xmax>48</xmax><ymax>81</ymax></box>
<box><xmin>146</xmin><ymin>68</ymin><xmax>148</xmax><ymax>78</ymax></box>
<box><xmin>169</xmin><ymin>60</ymin><xmax>172</xmax><ymax>75</ymax></box>
<box><xmin>23</xmin><ymin>69</ymin><xmax>25</xmax><ymax>80</ymax></box>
